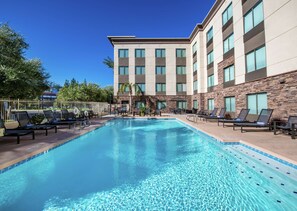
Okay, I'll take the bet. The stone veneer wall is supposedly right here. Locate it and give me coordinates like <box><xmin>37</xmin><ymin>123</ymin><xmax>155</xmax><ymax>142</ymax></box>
<box><xmin>116</xmin><ymin>54</ymin><xmax>297</xmax><ymax>119</ymax></box>
<box><xmin>117</xmin><ymin>95</ymin><xmax>192</xmax><ymax>113</ymax></box>
<box><xmin>199</xmin><ymin>55</ymin><xmax>297</xmax><ymax>120</ymax></box>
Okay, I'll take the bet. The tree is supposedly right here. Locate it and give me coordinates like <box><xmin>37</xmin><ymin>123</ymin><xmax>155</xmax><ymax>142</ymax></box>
<box><xmin>49</xmin><ymin>82</ymin><xmax>62</xmax><ymax>92</ymax></box>
<box><xmin>57</xmin><ymin>79</ymin><xmax>113</xmax><ymax>102</ymax></box>
<box><xmin>103</xmin><ymin>57</ymin><xmax>114</xmax><ymax>70</ymax></box>
<box><xmin>0</xmin><ymin>24</ymin><xmax>50</xmax><ymax>99</ymax></box>
<box><xmin>118</xmin><ymin>83</ymin><xmax>143</xmax><ymax>113</ymax></box>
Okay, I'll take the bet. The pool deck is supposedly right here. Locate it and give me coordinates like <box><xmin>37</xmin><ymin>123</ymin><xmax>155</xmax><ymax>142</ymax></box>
<box><xmin>0</xmin><ymin>117</ymin><xmax>113</xmax><ymax>170</ymax></box>
<box><xmin>1</xmin><ymin>115</ymin><xmax>297</xmax><ymax>170</ymax></box>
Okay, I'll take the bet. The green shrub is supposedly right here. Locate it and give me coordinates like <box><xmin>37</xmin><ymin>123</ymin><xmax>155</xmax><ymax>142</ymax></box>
<box><xmin>31</xmin><ymin>114</ymin><xmax>45</xmax><ymax>124</ymax></box>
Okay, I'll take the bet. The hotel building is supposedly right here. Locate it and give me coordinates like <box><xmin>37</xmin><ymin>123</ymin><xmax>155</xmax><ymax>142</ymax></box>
<box><xmin>108</xmin><ymin>0</ymin><xmax>297</xmax><ymax>119</ymax></box>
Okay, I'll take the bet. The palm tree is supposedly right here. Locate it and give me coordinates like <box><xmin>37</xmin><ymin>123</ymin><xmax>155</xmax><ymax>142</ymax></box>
<box><xmin>103</xmin><ymin>57</ymin><xmax>114</xmax><ymax>70</ymax></box>
<box><xmin>118</xmin><ymin>83</ymin><xmax>143</xmax><ymax>113</ymax></box>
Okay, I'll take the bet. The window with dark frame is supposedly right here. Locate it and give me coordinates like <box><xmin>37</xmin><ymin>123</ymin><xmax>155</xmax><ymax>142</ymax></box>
<box><xmin>247</xmin><ymin>93</ymin><xmax>267</xmax><ymax>115</ymax></box>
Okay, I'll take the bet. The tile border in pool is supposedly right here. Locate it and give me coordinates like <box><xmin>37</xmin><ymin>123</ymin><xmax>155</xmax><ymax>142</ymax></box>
<box><xmin>240</xmin><ymin>143</ymin><xmax>297</xmax><ymax>169</ymax></box>
<box><xmin>0</xmin><ymin>117</ymin><xmax>297</xmax><ymax>175</ymax></box>
<box><xmin>176</xmin><ymin>118</ymin><xmax>297</xmax><ymax>170</ymax></box>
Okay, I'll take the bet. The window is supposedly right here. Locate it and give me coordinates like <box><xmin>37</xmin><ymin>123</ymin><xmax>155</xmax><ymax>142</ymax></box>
<box><xmin>193</xmin><ymin>62</ymin><xmax>197</xmax><ymax>72</ymax></box>
<box><xmin>222</xmin><ymin>3</ymin><xmax>233</xmax><ymax>25</ymax></box>
<box><xmin>244</xmin><ymin>1</ymin><xmax>264</xmax><ymax>33</ymax></box>
<box><xmin>193</xmin><ymin>100</ymin><xmax>198</xmax><ymax>109</ymax></box>
<box><xmin>177</xmin><ymin>101</ymin><xmax>187</xmax><ymax>109</ymax></box>
<box><xmin>156</xmin><ymin>66</ymin><xmax>166</xmax><ymax>75</ymax></box>
<box><xmin>207</xmin><ymin>74</ymin><xmax>214</xmax><ymax>87</ymax></box>
<box><xmin>246</xmin><ymin>46</ymin><xmax>266</xmax><ymax>73</ymax></box>
<box><xmin>247</xmin><ymin>93</ymin><xmax>267</xmax><ymax>115</ymax></box>
<box><xmin>135</xmin><ymin>66</ymin><xmax>145</xmax><ymax>75</ymax></box>
<box><xmin>157</xmin><ymin>101</ymin><xmax>167</xmax><ymax>110</ymax></box>
<box><xmin>176</xmin><ymin>66</ymin><xmax>186</xmax><ymax>75</ymax></box>
<box><xmin>135</xmin><ymin>83</ymin><xmax>145</xmax><ymax>93</ymax></box>
<box><xmin>118</xmin><ymin>83</ymin><xmax>129</xmax><ymax>92</ymax></box>
<box><xmin>156</xmin><ymin>83</ymin><xmax>166</xmax><ymax>92</ymax></box>
<box><xmin>225</xmin><ymin>97</ymin><xmax>236</xmax><ymax>112</ymax></box>
<box><xmin>135</xmin><ymin>101</ymin><xmax>145</xmax><ymax>108</ymax></box>
<box><xmin>135</xmin><ymin>49</ymin><xmax>145</xmax><ymax>58</ymax></box>
<box><xmin>156</xmin><ymin>49</ymin><xmax>166</xmax><ymax>58</ymax></box>
<box><xmin>119</xmin><ymin>66</ymin><xmax>128</xmax><ymax>75</ymax></box>
<box><xmin>224</xmin><ymin>65</ymin><xmax>235</xmax><ymax>82</ymax></box>
<box><xmin>176</xmin><ymin>83</ymin><xmax>187</xmax><ymax>92</ymax></box>
<box><xmin>192</xmin><ymin>42</ymin><xmax>197</xmax><ymax>54</ymax></box>
<box><xmin>176</xmin><ymin>49</ymin><xmax>186</xmax><ymax>58</ymax></box>
<box><xmin>207</xmin><ymin>51</ymin><xmax>214</xmax><ymax>65</ymax></box>
<box><xmin>208</xmin><ymin>99</ymin><xmax>214</xmax><ymax>110</ymax></box>
<box><xmin>118</xmin><ymin>49</ymin><xmax>128</xmax><ymax>58</ymax></box>
<box><xmin>207</xmin><ymin>27</ymin><xmax>213</xmax><ymax>42</ymax></box>
<box><xmin>193</xmin><ymin>80</ymin><xmax>198</xmax><ymax>91</ymax></box>
<box><xmin>223</xmin><ymin>33</ymin><xmax>234</xmax><ymax>53</ymax></box>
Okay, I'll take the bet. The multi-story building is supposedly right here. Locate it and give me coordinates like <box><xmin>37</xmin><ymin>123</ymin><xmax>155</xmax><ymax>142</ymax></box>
<box><xmin>108</xmin><ymin>0</ymin><xmax>297</xmax><ymax>118</ymax></box>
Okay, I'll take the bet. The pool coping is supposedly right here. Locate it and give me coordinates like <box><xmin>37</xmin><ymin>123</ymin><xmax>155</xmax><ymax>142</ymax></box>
<box><xmin>1</xmin><ymin>117</ymin><xmax>297</xmax><ymax>174</ymax></box>
<box><xmin>176</xmin><ymin>118</ymin><xmax>297</xmax><ymax>169</ymax></box>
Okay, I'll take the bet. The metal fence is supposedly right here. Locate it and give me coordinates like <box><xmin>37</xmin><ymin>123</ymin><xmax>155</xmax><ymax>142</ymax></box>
<box><xmin>0</xmin><ymin>99</ymin><xmax>109</xmax><ymax>121</ymax></box>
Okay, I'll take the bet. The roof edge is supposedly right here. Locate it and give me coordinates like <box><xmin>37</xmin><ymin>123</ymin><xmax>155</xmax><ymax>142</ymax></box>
<box><xmin>108</xmin><ymin>36</ymin><xmax>190</xmax><ymax>46</ymax></box>
<box><xmin>189</xmin><ymin>0</ymin><xmax>225</xmax><ymax>41</ymax></box>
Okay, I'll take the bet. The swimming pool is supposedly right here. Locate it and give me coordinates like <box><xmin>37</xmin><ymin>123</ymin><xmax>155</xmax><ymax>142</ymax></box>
<box><xmin>0</xmin><ymin>118</ymin><xmax>296</xmax><ymax>210</ymax></box>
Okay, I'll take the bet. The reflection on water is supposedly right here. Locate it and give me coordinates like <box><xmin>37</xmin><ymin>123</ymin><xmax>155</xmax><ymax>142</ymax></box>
<box><xmin>1</xmin><ymin>119</ymin><xmax>296</xmax><ymax>210</ymax></box>
<box><xmin>0</xmin><ymin>119</ymin><xmax>207</xmax><ymax>210</ymax></box>
<box><xmin>109</xmin><ymin>119</ymin><xmax>197</xmax><ymax>183</ymax></box>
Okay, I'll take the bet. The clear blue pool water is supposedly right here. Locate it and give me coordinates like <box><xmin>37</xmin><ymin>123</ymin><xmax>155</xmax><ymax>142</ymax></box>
<box><xmin>0</xmin><ymin>119</ymin><xmax>297</xmax><ymax>210</ymax></box>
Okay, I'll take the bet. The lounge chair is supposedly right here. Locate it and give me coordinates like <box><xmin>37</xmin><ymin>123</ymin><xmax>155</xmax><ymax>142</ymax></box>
<box><xmin>173</xmin><ymin>108</ymin><xmax>182</xmax><ymax>114</ymax></box>
<box><xmin>61</xmin><ymin>109</ymin><xmax>89</xmax><ymax>126</ymax></box>
<box><xmin>43</xmin><ymin>110</ymin><xmax>77</xmax><ymax>129</ymax></box>
<box><xmin>192</xmin><ymin>108</ymin><xmax>198</xmax><ymax>115</ymax></box>
<box><xmin>14</xmin><ymin>111</ymin><xmax>57</xmax><ymax>136</ymax></box>
<box><xmin>204</xmin><ymin>108</ymin><xmax>226</xmax><ymax>122</ymax></box>
<box><xmin>234</xmin><ymin>109</ymin><xmax>274</xmax><ymax>133</ymax></box>
<box><xmin>0</xmin><ymin>119</ymin><xmax>35</xmax><ymax>144</ymax></box>
<box><xmin>197</xmin><ymin>108</ymin><xmax>218</xmax><ymax>120</ymax></box>
<box><xmin>61</xmin><ymin>109</ymin><xmax>76</xmax><ymax>120</ymax></box>
<box><xmin>218</xmin><ymin>109</ymin><xmax>250</xmax><ymax>128</ymax></box>
<box><xmin>86</xmin><ymin>110</ymin><xmax>98</xmax><ymax>118</ymax></box>
<box><xmin>273</xmin><ymin>116</ymin><xmax>297</xmax><ymax>139</ymax></box>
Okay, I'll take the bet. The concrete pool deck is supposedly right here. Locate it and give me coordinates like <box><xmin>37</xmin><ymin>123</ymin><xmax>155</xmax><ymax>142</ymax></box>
<box><xmin>0</xmin><ymin>117</ymin><xmax>113</xmax><ymax>170</ymax></box>
<box><xmin>0</xmin><ymin>115</ymin><xmax>297</xmax><ymax>170</ymax></box>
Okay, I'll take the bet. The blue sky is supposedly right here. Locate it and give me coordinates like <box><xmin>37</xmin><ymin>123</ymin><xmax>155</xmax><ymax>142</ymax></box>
<box><xmin>0</xmin><ymin>0</ymin><xmax>215</xmax><ymax>87</ymax></box>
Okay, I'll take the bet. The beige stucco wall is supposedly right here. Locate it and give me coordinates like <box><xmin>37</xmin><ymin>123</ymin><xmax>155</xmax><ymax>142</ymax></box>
<box><xmin>264</xmin><ymin>0</ymin><xmax>297</xmax><ymax>76</ymax></box>
<box><xmin>113</xmin><ymin>43</ymin><xmax>190</xmax><ymax>96</ymax></box>
<box><xmin>233</xmin><ymin>0</ymin><xmax>246</xmax><ymax>85</ymax></box>
<box><xmin>113</xmin><ymin>48</ymin><xmax>119</xmax><ymax>95</ymax></box>
<box><xmin>112</xmin><ymin>0</ymin><xmax>297</xmax><ymax>98</ymax></box>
